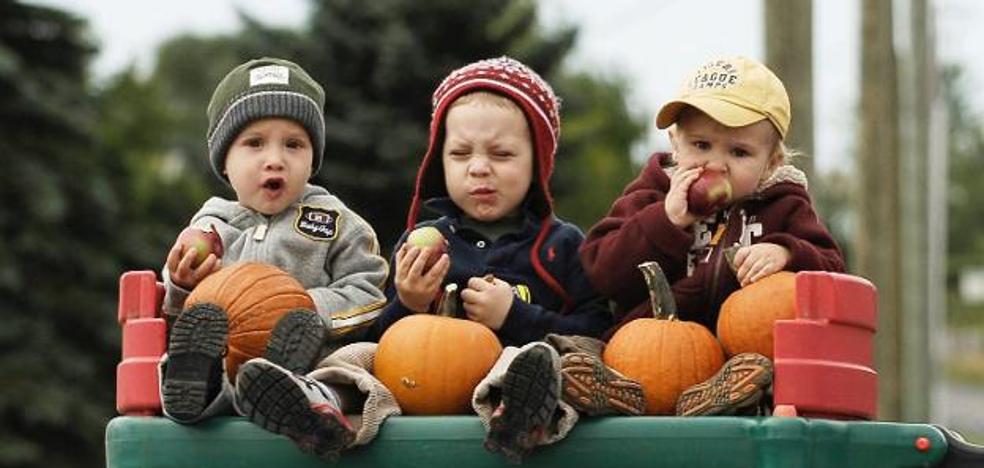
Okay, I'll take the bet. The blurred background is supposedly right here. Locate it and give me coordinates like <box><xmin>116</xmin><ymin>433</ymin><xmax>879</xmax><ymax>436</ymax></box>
<box><xmin>1</xmin><ymin>0</ymin><xmax>982</xmax><ymax>466</ymax></box>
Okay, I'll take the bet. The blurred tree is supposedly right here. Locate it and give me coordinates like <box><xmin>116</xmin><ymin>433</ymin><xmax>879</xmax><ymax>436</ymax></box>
<box><xmin>0</xmin><ymin>2</ymin><xmax>117</xmax><ymax>466</ymax></box>
<box><xmin>145</xmin><ymin>0</ymin><xmax>643</xmax><ymax>252</ymax></box>
<box><xmin>812</xmin><ymin>169</ymin><xmax>856</xmax><ymax>265</ymax></box>
<box><xmin>0</xmin><ymin>2</ymin><xmax>217</xmax><ymax>466</ymax></box>
<box><xmin>552</xmin><ymin>73</ymin><xmax>644</xmax><ymax>228</ymax></box>
<box><xmin>942</xmin><ymin>65</ymin><xmax>984</xmax><ymax>327</ymax></box>
<box><xmin>95</xmin><ymin>67</ymin><xmax>214</xmax><ymax>268</ymax></box>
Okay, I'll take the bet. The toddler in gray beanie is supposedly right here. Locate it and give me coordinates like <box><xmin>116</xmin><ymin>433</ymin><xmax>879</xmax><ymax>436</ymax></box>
<box><xmin>159</xmin><ymin>57</ymin><xmax>388</xmax><ymax>440</ymax></box>
<box><xmin>206</xmin><ymin>57</ymin><xmax>326</xmax><ymax>182</ymax></box>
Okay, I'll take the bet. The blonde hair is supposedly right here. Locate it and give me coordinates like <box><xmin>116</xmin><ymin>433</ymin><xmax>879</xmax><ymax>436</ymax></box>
<box><xmin>449</xmin><ymin>91</ymin><xmax>523</xmax><ymax>113</ymax></box>
<box><xmin>772</xmin><ymin>140</ymin><xmax>801</xmax><ymax>167</ymax></box>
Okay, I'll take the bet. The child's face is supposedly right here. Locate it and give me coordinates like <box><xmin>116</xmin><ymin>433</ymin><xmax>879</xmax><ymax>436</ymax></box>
<box><xmin>442</xmin><ymin>98</ymin><xmax>534</xmax><ymax>222</ymax></box>
<box><xmin>670</xmin><ymin>108</ymin><xmax>781</xmax><ymax>201</ymax></box>
<box><xmin>225</xmin><ymin>118</ymin><xmax>313</xmax><ymax>215</ymax></box>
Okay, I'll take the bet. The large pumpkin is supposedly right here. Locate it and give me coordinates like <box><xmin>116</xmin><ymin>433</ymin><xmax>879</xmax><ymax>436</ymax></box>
<box><xmin>375</xmin><ymin>312</ymin><xmax>502</xmax><ymax>415</ymax></box>
<box><xmin>602</xmin><ymin>261</ymin><xmax>725</xmax><ymax>415</ymax></box>
<box><xmin>604</xmin><ymin>318</ymin><xmax>724</xmax><ymax>415</ymax></box>
<box><xmin>186</xmin><ymin>262</ymin><xmax>316</xmax><ymax>380</ymax></box>
<box><xmin>717</xmin><ymin>271</ymin><xmax>796</xmax><ymax>359</ymax></box>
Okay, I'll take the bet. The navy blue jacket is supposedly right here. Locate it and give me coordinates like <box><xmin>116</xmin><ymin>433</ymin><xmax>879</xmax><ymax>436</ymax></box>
<box><xmin>368</xmin><ymin>199</ymin><xmax>612</xmax><ymax>347</ymax></box>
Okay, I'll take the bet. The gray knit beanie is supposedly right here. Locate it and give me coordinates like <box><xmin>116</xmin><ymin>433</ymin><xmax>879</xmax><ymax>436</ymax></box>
<box><xmin>206</xmin><ymin>57</ymin><xmax>326</xmax><ymax>183</ymax></box>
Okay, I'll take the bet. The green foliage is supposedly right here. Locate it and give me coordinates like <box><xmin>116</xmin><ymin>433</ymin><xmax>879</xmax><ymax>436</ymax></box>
<box><xmin>0</xmin><ymin>2</ymin><xmax>213</xmax><ymax>466</ymax></box>
<box><xmin>0</xmin><ymin>2</ymin><xmax>118</xmax><ymax>466</ymax></box>
<box><xmin>944</xmin><ymin>66</ymin><xmax>984</xmax><ymax>275</ymax></box>
<box><xmin>145</xmin><ymin>0</ymin><xmax>640</xmax><ymax>252</ymax></box>
<box><xmin>552</xmin><ymin>73</ymin><xmax>645</xmax><ymax>229</ymax></box>
<box><xmin>943</xmin><ymin>65</ymin><xmax>984</xmax><ymax>326</ymax></box>
<box><xmin>812</xmin><ymin>169</ymin><xmax>856</xmax><ymax>267</ymax></box>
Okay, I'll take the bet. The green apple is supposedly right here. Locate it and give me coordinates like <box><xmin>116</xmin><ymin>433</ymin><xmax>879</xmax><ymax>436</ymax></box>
<box><xmin>406</xmin><ymin>226</ymin><xmax>448</xmax><ymax>271</ymax></box>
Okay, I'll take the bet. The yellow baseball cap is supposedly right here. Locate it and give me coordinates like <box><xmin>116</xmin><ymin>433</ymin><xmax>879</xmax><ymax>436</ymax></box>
<box><xmin>655</xmin><ymin>56</ymin><xmax>790</xmax><ymax>139</ymax></box>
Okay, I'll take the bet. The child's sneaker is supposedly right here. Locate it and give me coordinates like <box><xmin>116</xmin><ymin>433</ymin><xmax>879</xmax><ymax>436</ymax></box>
<box><xmin>560</xmin><ymin>352</ymin><xmax>646</xmax><ymax>416</ymax></box>
<box><xmin>485</xmin><ymin>343</ymin><xmax>561</xmax><ymax>463</ymax></box>
<box><xmin>236</xmin><ymin>358</ymin><xmax>355</xmax><ymax>461</ymax></box>
<box><xmin>263</xmin><ymin>308</ymin><xmax>326</xmax><ymax>374</ymax></box>
<box><xmin>675</xmin><ymin>352</ymin><xmax>773</xmax><ymax>416</ymax></box>
<box><xmin>161</xmin><ymin>303</ymin><xmax>228</xmax><ymax>422</ymax></box>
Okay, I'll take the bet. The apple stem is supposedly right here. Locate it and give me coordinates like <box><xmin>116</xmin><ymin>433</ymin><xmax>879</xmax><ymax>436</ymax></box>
<box><xmin>209</xmin><ymin>223</ymin><xmax>223</xmax><ymax>244</ymax></box>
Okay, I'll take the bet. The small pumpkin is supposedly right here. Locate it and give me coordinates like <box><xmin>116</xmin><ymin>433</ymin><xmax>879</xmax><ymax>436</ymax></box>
<box><xmin>186</xmin><ymin>262</ymin><xmax>316</xmax><ymax>380</ymax></box>
<box><xmin>602</xmin><ymin>262</ymin><xmax>724</xmax><ymax>415</ymax></box>
<box><xmin>374</xmin><ymin>284</ymin><xmax>502</xmax><ymax>415</ymax></box>
<box><xmin>717</xmin><ymin>271</ymin><xmax>796</xmax><ymax>359</ymax></box>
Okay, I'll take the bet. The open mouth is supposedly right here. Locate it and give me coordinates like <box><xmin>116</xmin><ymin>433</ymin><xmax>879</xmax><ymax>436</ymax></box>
<box><xmin>262</xmin><ymin>178</ymin><xmax>285</xmax><ymax>191</ymax></box>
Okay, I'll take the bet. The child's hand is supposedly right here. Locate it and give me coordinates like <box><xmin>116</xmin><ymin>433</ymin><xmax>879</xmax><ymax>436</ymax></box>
<box><xmin>733</xmin><ymin>242</ymin><xmax>791</xmax><ymax>287</ymax></box>
<box><xmin>394</xmin><ymin>244</ymin><xmax>450</xmax><ymax>313</ymax></box>
<box><xmin>166</xmin><ymin>240</ymin><xmax>221</xmax><ymax>291</ymax></box>
<box><xmin>460</xmin><ymin>276</ymin><xmax>513</xmax><ymax>330</ymax></box>
<box><xmin>666</xmin><ymin>162</ymin><xmax>702</xmax><ymax>228</ymax></box>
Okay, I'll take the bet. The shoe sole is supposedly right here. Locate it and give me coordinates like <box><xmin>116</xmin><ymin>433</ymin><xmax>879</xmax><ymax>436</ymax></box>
<box><xmin>237</xmin><ymin>360</ymin><xmax>354</xmax><ymax>460</ymax></box>
<box><xmin>162</xmin><ymin>303</ymin><xmax>228</xmax><ymax>421</ymax></box>
<box><xmin>264</xmin><ymin>309</ymin><xmax>326</xmax><ymax>374</ymax></box>
<box><xmin>485</xmin><ymin>345</ymin><xmax>560</xmax><ymax>462</ymax></box>
<box><xmin>561</xmin><ymin>352</ymin><xmax>646</xmax><ymax>416</ymax></box>
<box><xmin>675</xmin><ymin>353</ymin><xmax>774</xmax><ymax>417</ymax></box>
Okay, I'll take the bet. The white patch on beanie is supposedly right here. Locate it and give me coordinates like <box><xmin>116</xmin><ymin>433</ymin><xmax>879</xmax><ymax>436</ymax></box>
<box><xmin>249</xmin><ymin>65</ymin><xmax>290</xmax><ymax>87</ymax></box>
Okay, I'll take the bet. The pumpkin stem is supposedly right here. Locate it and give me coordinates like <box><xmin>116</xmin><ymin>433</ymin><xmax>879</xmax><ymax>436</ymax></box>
<box><xmin>435</xmin><ymin>283</ymin><xmax>460</xmax><ymax>318</ymax></box>
<box><xmin>638</xmin><ymin>261</ymin><xmax>677</xmax><ymax>320</ymax></box>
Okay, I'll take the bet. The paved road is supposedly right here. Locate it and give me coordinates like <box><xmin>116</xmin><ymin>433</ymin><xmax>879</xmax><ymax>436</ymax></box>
<box><xmin>933</xmin><ymin>381</ymin><xmax>984</xmax><ymax>439</ymax></box>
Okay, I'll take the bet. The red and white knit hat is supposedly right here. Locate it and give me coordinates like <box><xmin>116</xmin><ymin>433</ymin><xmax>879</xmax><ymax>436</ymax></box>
<box><xmin>406</xmin><ymin>57</ymin><xmax>571</xmax><ymax>310</ymax></box>
<box><xmin>406</xmin><ymin>56</ymin><xmax>561</xmax><ymax>229</ymax></box>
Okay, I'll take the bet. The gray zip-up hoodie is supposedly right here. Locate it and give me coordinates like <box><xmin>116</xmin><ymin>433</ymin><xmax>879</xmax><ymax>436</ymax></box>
<box><xmin>163</xmin><ymin>184</ymin><xmax>388</xmax><ymax>343</ymax></box>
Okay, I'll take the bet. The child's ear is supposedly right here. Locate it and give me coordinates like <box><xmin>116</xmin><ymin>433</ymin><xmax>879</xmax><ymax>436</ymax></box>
<box><xmin>767</xmin><ymin>144</ymin><xmax>784</xmax><ymax>173</ymax></box>
<box><xmin>668</xmin><ymin>125</ymin><xmax>680</xmax><ymax>153</ymax></box>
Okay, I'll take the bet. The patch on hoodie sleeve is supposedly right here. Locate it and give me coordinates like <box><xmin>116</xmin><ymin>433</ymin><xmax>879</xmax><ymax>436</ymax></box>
<box><xmin>295</xmin><ymin>205</ymin><xmax>339</xmax><ymax>241</ymax></box>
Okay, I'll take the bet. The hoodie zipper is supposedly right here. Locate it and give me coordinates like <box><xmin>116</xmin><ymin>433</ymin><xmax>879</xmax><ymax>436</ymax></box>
<box><xmin>708</xmin><ymin>203</ymin><xmax>741</xmax><ymax>308</ymax></box>
<box><xmin>253</xmin><ymin>216</ymin><xmax>269</xmax><ymax>241</ymax></box>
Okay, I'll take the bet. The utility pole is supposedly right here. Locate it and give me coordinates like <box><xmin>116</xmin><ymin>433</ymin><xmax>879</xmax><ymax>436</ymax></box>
<box><xmin>764</xmin><ymin>0</ymin><xmax>814</xmax><ymax>182</ymax></box>
<box><xmin>896</xmin><ymin>0</ymin><xmax>941</xmax><ymax>423</ymax></box>
<box><xmin>858</xmin><ymin>0</ymin><xmax>902</xmax><ymax>421</ymax></box>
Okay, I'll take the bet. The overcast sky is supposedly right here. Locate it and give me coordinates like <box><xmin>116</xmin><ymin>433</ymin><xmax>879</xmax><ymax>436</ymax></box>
<box><xmin>28</xmin><ymin>0</ymin><xmax>984</xmax><ymax>172</ymax></box>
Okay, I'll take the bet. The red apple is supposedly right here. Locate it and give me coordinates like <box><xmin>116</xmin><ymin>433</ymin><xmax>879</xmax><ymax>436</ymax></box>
<box><xmin>406</xmin><ymin>226</ymin><xmax>448</xmax><ymax>272</ymax></box>
<box><xmin>687</xmin><ymin>169</ymin><xmax>733</xmax><ymax>217</ymax></box>
<box><xmin>177</xmin><ymin>224</ymin><xmax>223</xmax><ymax>267</ymax></box>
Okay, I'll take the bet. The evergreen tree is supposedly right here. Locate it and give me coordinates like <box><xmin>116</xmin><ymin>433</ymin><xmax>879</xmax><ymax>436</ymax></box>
<box><xmin>147</xmin><ymin>0</ymin><xmax>643</xmax><ymax>252</ymax></box>
<box><xmin>0</xmin><ymin>2</ymin><xmax>118</xmax><ymax>466</ymax></box>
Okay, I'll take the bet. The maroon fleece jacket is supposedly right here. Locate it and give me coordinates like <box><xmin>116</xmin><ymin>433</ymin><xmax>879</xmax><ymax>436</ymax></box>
<box><xmin>580</xmin><ymin>153</ymin><xmax>845</xmax><ymax>339</ymax></box>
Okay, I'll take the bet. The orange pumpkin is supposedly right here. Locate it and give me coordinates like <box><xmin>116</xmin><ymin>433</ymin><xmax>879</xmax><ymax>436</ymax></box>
<box><xmin>602</xmin><ymin>261</ymin><xmax>725</xmax><ymax>415</ymax></box>
<box><xmin>604</xmin><ymin>317</ymin><xmax>723</xmax><ymax>415</ymax></box>
<box><xmin>717</xmin><ymin>271</ymin><xmax>797</xmax><ymax>359</ymax></box>
<box><xmin>186</xmin><ymin>262</ymin><xmax>316</xmax><ymax>380</ymax></box>
<box><xmin>375</xmin><ymin>304</ymin><xmax>502</xmax><ymax>414</ymax></box>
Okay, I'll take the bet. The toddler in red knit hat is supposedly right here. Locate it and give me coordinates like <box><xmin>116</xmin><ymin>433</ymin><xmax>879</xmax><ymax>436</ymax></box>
<box><xmin>368</xmin><ymin>56</ymin><xmax>643</xmax><ymax>462</ymax></box>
